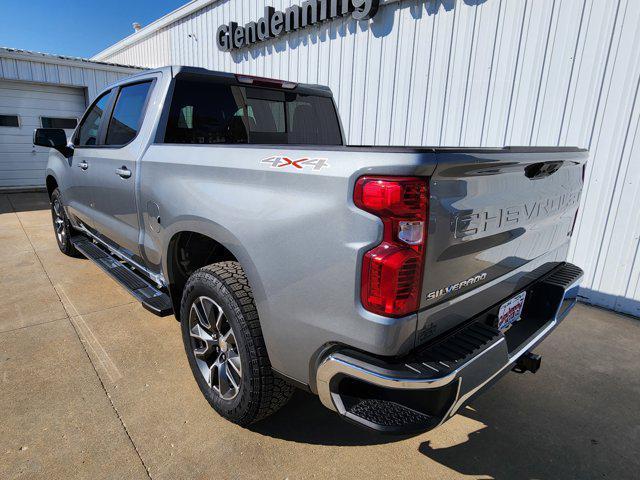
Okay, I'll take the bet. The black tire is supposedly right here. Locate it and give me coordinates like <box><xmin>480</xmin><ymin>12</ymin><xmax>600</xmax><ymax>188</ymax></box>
<box><xmin>50</xmin><ymin>188</ymin><xmax>82</xmax><ymax>258</ymax></box>
<box><xmin>180</xmin><ymin>261</ymin><xmax>294</xmax><ymax>426</ymax></box>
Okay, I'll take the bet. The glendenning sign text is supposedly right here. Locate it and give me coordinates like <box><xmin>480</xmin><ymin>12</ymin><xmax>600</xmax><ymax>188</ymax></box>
<box><xmin>216</xmin><ymin>0</ymin><xmax>380</xmax><ymax>51</ymax></box>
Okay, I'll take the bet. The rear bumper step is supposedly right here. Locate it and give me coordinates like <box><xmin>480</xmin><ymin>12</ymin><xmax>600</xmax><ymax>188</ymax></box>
<box><xmin>316</xmin><ymin>262</ymin><xmax>583</xmax><ymax>434</ymax></box>
<box><xmin>71</xmin><ymin>236</ymin><xmax>173</xmax><ymax>317</ymax></box>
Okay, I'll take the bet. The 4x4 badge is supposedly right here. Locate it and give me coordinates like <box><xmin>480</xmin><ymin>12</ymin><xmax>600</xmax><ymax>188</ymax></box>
<box><xmin>261</xmin><ymin>156</ymin><xmax>329</xmax><ymax>171</ymax></box>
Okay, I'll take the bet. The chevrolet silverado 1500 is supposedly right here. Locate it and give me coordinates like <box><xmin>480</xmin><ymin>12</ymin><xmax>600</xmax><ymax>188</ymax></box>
<box><xmin>34</xmin><ymin>66</ymin><xmax>587</xmax><ymax>433</ymax></box>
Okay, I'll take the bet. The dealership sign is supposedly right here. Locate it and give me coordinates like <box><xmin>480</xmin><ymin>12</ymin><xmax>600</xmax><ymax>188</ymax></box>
<box><xmin>216</xmin><ymin>0</ymin><xmax>380</xmax><ymax>51</ymax></box>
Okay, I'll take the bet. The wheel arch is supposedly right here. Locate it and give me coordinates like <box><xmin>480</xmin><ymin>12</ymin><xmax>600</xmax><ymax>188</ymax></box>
<box><xmin>162</xmin><ymin>224</ymin><xmax>265</xmax><ymax>323</ymax></box>
<box><xmin>45</xmin><ymin>175</ymin><xmax>58</xmax><ymax>199</ymax></box>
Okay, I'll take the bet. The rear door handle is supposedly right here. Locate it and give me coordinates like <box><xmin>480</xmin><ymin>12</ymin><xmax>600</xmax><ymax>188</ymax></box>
<box><xmin>77</xmin><ymin>161</ymin><xmax>89</xmax><ymax>170</ymax></box>
<box><xmin>115</xmin><ymin>166</ymin><xmax>131</xmax><ymax>179</ymax></box>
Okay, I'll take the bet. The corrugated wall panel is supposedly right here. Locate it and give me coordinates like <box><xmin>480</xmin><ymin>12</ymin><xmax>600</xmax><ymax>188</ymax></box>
<box><xmin>0</xmin><ymin>54</ymin><xmax>140</xmax><ymax>103</ymax></box>
<box><xmin>95</xmin><ymin>0</ymin><xmax>640</xmax><ymax>316</ymax></box>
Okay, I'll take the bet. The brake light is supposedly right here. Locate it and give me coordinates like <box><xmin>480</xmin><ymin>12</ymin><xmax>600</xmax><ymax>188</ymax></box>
<box><xmin>354</xmin><ymin>176</ymin><xmax>429</xmax><ymax>317</ymax></box>
<box><xmin>235</xmin><ymin>74</ymin><xmax>297</xmax><ymax>89</ymax></box>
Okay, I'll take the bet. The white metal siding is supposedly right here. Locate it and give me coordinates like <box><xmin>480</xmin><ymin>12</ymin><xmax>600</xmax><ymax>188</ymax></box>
<box><xmin>0</xmin><ymin>54</ymin><xmax>137</xmax><ymax>102</ymax></box>
<box><xmin>0</xmin><ymin>81</ymin><xmax>86</xmax><ymax>188</ymax></box>
<box><xmin>94</xmin><ymin>0</ymin><xmax>640</xmax><ymax>316</ymax></box>
<box><xmin>0</xmin><ymin>49</ymin><xmax>142</xmax><ymax>189</ymax></box>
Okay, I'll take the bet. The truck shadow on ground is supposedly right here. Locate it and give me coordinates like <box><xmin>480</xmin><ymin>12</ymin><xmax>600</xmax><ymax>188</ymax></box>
<box><xmin>417</xmin><ymin>404</ymin><xmax>544</xmax><ymax>479</ymax></box>
<box><xmin>253</xmin><ymin>378</ymin><xmax>619</xmax><ymax>479</ymax></box>
<box><xmin>249</xmin><ymin>389</ymin><xmax>409</xmax><ymax>446</ymax></box>
<box><xmin>418</xmin><ymin>389</ymin><xmax>609</xmax><ymax>479</ymax></box>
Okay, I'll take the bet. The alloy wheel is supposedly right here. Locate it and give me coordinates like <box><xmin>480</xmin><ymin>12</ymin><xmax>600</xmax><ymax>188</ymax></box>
<box><xmin>188</xmin><ymin>296</ymin><xmax>242</xmax><ymax>400</ymax></box>
<box><xmin>51</xmin><ymin>198</ymin><xmax>67</xmax><ymax>247</ymax></box>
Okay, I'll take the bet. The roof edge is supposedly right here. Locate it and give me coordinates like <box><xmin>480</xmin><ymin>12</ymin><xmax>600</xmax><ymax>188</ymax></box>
<box><xmin>91</xmin><ymin>0</ymin><xmax>218</xmax><ymax>61</ymax></box>
<box><xmin>0</xmin><ymin>47</ymin><xmax>143</xmax><ymax>72</ymax></box>
<box><xmin>91</xmin><ymin>0</ymin><xmax>402</xmax><ymax>62</ymax></box>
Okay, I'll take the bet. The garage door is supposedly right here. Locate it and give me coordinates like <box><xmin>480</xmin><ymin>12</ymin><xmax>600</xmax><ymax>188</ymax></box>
<box><xmin>0</xmin><ymin>81</ymin><xmax>86</xmax><ymax>188</ymax></box>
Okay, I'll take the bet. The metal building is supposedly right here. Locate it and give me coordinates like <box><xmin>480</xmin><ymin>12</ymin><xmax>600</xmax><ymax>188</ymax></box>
<box><xmin>88</xmin><ymin>0</ymin><xmax>639</xmax><ymax>317</ymax></box>
<box><xmin>0</xmin><ymin>48</ymin><xmax>140</xmax><ymax>189</ymax></box>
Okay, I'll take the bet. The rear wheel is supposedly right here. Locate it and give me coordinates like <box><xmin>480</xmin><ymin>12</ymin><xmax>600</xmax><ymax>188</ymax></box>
<box><xmin>180</xmin><ymin>261</ymin><xmax>294</xmax><ymax>425</ymax></box>
<box><xmin>50</xmin><ymin>188</ymin><xmax>82</xmax><ymax>257</ymax></box>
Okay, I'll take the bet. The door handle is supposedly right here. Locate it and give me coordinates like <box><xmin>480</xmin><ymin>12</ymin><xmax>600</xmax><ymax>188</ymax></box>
<box><xmin>115</xmin><ymin>166</ymin><xmax>131</xmax><ymax>179</ymax></box>
<box><xmin>77</xmin><ymin>161</ymin><xmax>89</xmax><ymax>170</ymax></box>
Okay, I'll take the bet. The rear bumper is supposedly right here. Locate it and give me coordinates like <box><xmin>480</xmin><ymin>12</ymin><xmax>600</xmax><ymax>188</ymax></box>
<box><xmin>316</xmin><ymin>263</ymin><xmax>583</xmax><ymax>433</ymax></box>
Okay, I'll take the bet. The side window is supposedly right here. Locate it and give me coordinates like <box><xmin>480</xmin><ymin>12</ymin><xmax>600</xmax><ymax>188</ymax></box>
<box><xmin>105</xmin><ymin>82</ymin><xmax>152</xmax><ymax>146</ymax></box>
<box><xmin>164</xmin><ymin>79</ymin><xmax>247</xmax><ymax>144</ymax></box>
<box><xmin>76</xmin><ymin>91</ymin><xmax>113</xmax><ymax>146</ymax></box>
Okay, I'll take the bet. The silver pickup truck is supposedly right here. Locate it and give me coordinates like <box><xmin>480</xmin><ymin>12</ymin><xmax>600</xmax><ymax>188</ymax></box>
<box><xmin>34</xmin><ymin>66</ymin><xmax>587</xmax><ymax>434</ymax></box>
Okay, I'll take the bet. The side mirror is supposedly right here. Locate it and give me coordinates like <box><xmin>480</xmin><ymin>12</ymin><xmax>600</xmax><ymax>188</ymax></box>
<box><xmin>33</xmin><ymin>128</ymin><xmax>73</xmax><ymax>157</ymax></box>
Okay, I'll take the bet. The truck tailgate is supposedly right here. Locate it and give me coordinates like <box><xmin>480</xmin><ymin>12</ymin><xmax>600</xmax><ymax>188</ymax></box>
<box><xmin>420</xmin><ymin>148</ymin><xmax>587</xmax><ymax>316</ymax></box>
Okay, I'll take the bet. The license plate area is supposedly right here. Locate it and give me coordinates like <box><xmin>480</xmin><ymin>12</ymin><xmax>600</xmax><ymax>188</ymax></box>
<box><xmin>497</xmin><ymin>291</ymin><xmax>526</xmax><ymax>332</ymax></box>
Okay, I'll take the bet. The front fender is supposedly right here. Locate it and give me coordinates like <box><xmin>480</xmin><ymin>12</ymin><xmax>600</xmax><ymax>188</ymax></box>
<box><xmin>45</xmin><ymin>150</ymin><xmax>73</xmax><ymax>192</ymax></box>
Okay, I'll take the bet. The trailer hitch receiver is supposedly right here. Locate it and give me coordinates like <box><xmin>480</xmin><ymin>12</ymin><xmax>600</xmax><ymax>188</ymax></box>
<box><xmin>513</xmin><ymin>352</ymin><xmax>541</xmax><ymax>374</ymax></box>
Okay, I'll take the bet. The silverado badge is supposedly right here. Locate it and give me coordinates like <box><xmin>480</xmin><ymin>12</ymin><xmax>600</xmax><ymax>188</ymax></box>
<box><xmin>427</xmin><ymin>273</ymin><xmax>488</xmax><ymax>300</ymax></box>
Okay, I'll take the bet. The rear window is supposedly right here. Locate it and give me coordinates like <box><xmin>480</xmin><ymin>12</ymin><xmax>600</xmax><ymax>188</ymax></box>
<box><xmin>163</xmin><ymin>78</ymin><xmax>342</xmax><ymax>145</ymax></box>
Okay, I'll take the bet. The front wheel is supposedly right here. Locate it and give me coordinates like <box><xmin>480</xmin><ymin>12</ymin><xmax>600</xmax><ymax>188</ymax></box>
<box><xmin>50</xmin><ymin>188</ymin><xmax>82</xmax><ymax>257</ymax></box>
<box><xmin>180</xmin><ymin>261</ymin><xmax>294</xmax><ymax>425</ymax></box>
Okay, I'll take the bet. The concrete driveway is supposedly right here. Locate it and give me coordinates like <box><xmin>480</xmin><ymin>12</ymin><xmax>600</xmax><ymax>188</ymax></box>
<box><xmin>1</xmin><ymin>192</ymin><xmax>638</xmax><ymax>480</ymax></box>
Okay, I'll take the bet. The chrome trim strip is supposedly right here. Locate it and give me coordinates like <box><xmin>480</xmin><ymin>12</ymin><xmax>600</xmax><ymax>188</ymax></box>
<box><xmin>76</xmin><ymin>225</ymin><xmax>167</xmax><ymax>287</ymax></box>
<box><xmin>316</xmin><ymin>338</ymin><xmax>505</xmax><ymax>413</ymax></box>
<box><xmin>316</xmin><ymin>272</ymin><xmax>583</xmax><ymax>417</ymax></box>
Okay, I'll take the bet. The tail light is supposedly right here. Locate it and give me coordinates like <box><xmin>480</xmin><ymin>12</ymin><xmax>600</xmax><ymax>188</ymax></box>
<box><xmin>354</xmin><ymin>176</ymin><xmax>429</xmax><ymax>317</ymax></box>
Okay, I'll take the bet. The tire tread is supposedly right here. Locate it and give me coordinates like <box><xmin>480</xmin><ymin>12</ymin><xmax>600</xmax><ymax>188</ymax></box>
<box><xmin>180</xmin><ymin>261</ymin><xmax>294</xmax><ymax>425</ymax></box>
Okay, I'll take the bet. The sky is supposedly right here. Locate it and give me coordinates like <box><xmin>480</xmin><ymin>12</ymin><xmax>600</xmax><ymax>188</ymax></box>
<box><xmin>0</xmin><ymin>0</ymin><xmax>187</xmax><ymax>59</ymax></box>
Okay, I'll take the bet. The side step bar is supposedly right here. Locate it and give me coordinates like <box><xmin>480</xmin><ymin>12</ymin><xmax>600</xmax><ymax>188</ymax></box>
<box><xmin>71</xmin><ymin>236</ymin><xmax>173</xmax><ymax>317</ymax></box>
